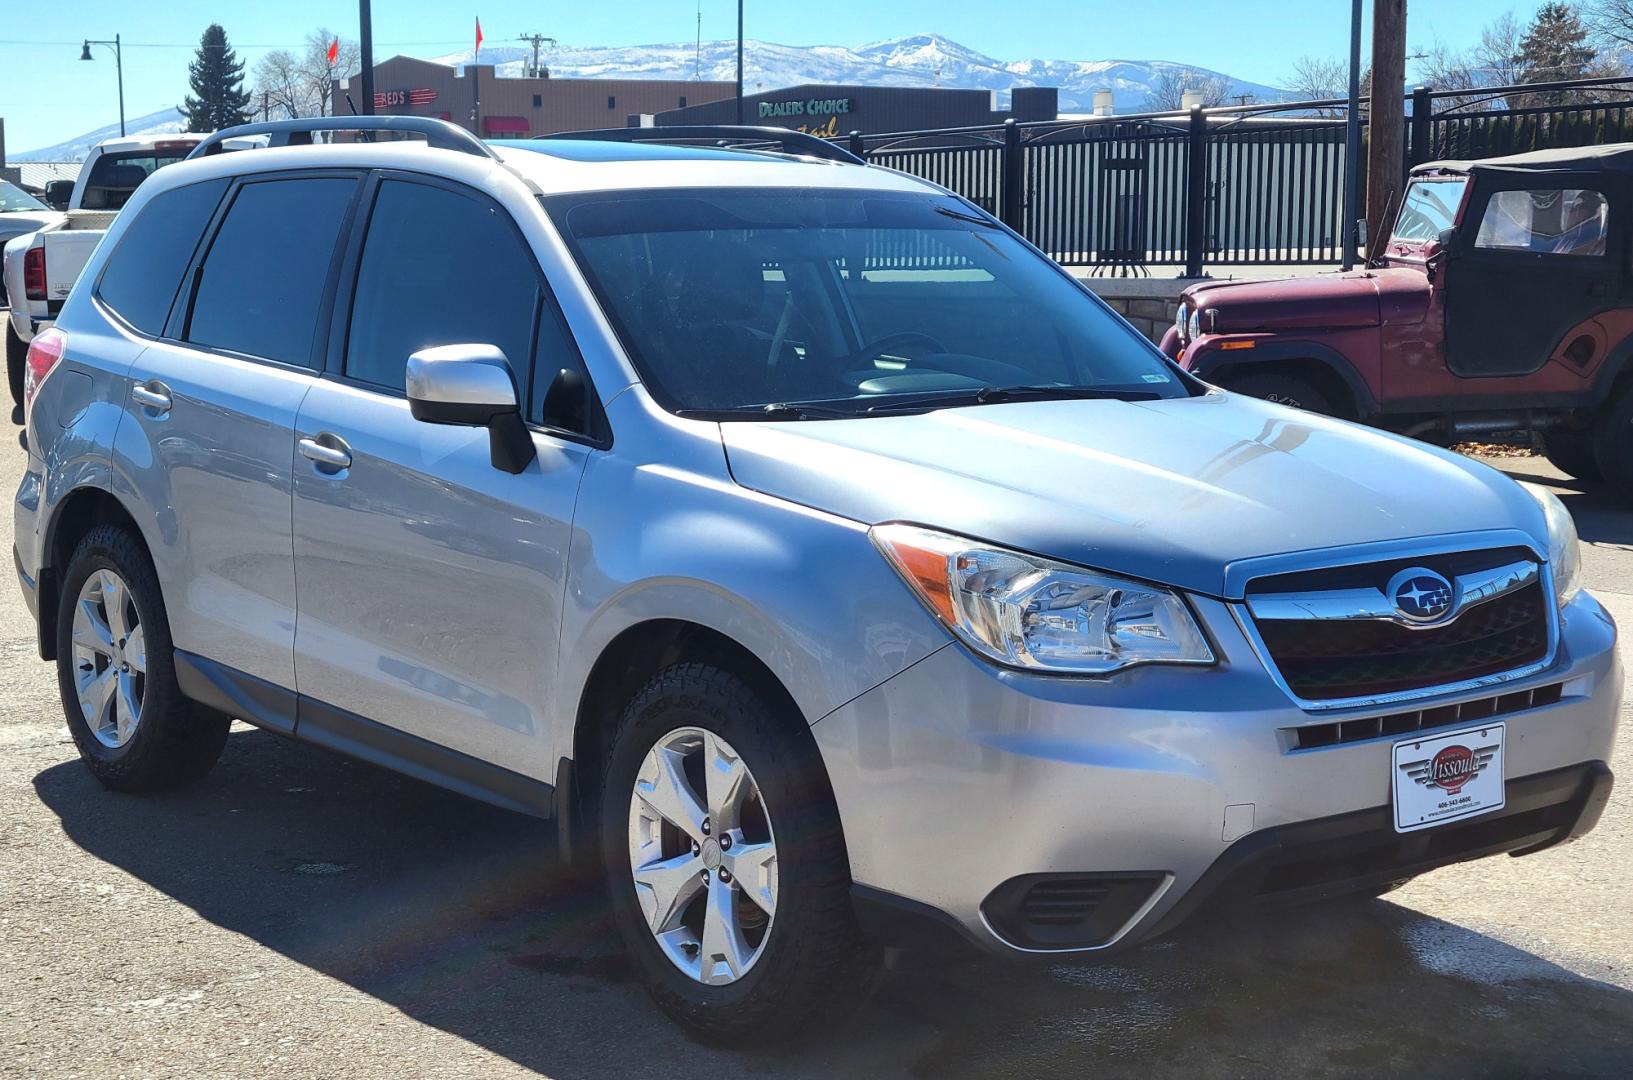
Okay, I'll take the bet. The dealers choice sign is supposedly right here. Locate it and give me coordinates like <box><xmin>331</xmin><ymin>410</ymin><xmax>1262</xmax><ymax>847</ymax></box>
<box><xmin>758</xmin><ymin>97</ymin><xmax>854</xmax><ymax>136</ymax></box>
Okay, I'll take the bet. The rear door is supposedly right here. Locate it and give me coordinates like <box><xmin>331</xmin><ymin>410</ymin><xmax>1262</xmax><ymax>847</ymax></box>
<box><xmin>290</xmin><ymin>174</ymin><xmax>597</xmax><ymax>775</ymax></box>
<box><xmin>112</xmin><ymin>171</ymin><xmax>362</xmax><ymax>700</ymax></box>
<box><xmin>1444</xmin><ymin>172</ymin><xmax>1629</xmax><ymax>377</ymax></box>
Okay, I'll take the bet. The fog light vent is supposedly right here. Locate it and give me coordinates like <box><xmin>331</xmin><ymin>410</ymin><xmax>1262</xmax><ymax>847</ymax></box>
<box><xmin>982</xmin><ymin>873</ymin><xmax>1164</xmax><ymax>950</ymax></box>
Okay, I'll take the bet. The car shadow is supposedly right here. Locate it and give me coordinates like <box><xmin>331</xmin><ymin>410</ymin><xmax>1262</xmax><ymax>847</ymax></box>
<box><xmin>33</xmin><ymin>729</ymin><xmax>1633</xmax><ymax>1078</ymax></box>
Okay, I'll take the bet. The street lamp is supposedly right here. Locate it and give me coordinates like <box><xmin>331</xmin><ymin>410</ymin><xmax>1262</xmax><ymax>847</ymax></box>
<box><xmin>81</xmin><ymin>35</ymin><xmax>126</xmax><ymax>137</ymax></box>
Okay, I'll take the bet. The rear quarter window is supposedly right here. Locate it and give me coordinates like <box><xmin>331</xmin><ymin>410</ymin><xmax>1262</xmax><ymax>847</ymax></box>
<box><xmin>96</xmin><ymin>179</ymin><xmax>228</xmax><ymax>336</ymax></box>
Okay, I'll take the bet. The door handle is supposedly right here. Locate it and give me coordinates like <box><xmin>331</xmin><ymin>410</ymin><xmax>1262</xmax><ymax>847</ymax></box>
<box><xmin>131</xmin><ymin>382</ymin><xmax>172</xmax><ymax>414</ymax></box>
<box><xmin>298</xmin><ymin>435</ymin><xmax>352</xmax><ymax>471</ymax></box>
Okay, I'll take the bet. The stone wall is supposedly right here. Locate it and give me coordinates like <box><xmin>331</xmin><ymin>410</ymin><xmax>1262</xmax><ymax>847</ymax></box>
<box><xmin>1071</xmin><ymin>274</ymin><xmax>1192</xmax><ymax>344</ymax></box>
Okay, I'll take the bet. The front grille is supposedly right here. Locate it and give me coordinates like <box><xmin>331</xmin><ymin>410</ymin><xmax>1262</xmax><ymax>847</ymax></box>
<box><xmin>1246</xmin><ymin>548</ymin><xmax>1551</xmax><ymax>704</ymax></box>
<box><xmin>1289</xmin><ymin>681</ymin><xmax>1563</xmax><ymax>751</ymax></box>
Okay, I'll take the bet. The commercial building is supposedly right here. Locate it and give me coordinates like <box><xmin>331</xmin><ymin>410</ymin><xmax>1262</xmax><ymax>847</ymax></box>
<box><xmin>338</xmin><ymin>56</ymin><xmax>735</xmax><ymax>138</ymax></box>
<box><xmin>645</xmin><ymin>84</ymin><xmax>1059</xmax><ymax>136</ymax></box>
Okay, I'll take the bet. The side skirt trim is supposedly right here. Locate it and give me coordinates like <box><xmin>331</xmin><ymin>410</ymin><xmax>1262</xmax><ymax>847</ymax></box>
<box><xmin>174</xmin><ymin>649</ymin><xmax>555</xmax><ymax>819</ymax></box>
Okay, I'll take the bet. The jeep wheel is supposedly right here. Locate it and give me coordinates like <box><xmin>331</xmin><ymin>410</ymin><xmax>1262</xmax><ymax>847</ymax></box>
<box><xmin>1218</xmin><ymin>369</ymin><xmax>1339</xmax><ymax>417</ymax></box>
<box><xmin>56</xmin><ymin>524</ymin><xmax>231</xmax><ymax>791</ymax></box>
<box><xmin>600</xmin><ymin>662</ymin><xmax>871</xmax><ymax>1044</ymax></box>
<box><xmin>1540</xmin><ymin>430</ymin><xmax>1602</xmax><ymax>482</ymax></box>
<box><xmin>1592</xmin><ymin>384</ymin><xmax>1633</xmax><ymax>491</ymax></box>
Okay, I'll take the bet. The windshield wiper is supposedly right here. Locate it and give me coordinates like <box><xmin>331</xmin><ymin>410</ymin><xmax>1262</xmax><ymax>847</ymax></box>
<box><xmin>863</xmin><ymin>385</ymin><xmax>1162</xmax><ymax>414</ymax></box>
<box><xmin>674</xmin><ymin>401</ymin><xmax>858</xmax><ymax>421</ymax></box>
<box><xmin>934</xmin><ymin>205</ymin><xmax>1000</xmax><ymax>229</ymax></box>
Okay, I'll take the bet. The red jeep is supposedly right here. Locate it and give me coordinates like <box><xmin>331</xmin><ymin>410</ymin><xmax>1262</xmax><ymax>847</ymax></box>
<box><xmin>1161</xmin><ymin>144</ymin><xmax>1633</xmax><ymax>486</ymax></box>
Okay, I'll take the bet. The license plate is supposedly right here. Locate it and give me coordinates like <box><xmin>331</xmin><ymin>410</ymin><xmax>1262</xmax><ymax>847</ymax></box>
<box><xmin>1391</xmin><ymin>723</ymin><xmax>1505</xmax><ymax>833</ymax></box>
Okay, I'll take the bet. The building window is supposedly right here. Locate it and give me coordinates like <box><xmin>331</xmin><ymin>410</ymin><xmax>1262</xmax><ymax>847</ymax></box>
<box><xmin>533</xmin><ymin>94</ymin><xmax>543</xmax><ymax>108</ymax></box>
<box><xmin>608</xmin><ymin>95</ymin><xmax>617</xmax><ymax>110</ymax></box>
<box><xmin>679</xmin><ymin>96</ymin><xmax>687</xmax><ymax>108</ymax></box>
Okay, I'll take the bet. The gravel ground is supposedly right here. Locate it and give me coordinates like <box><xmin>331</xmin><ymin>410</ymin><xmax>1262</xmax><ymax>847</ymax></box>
<box><xmin>2</xmin><ymin>437</ymin><xmax>1632</xmax><ymax>1078</ymax></box>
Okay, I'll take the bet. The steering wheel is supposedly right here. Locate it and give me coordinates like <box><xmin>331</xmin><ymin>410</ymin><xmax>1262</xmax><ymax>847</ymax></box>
<box><xmin>845</xmin><ymin>331</ymin><xmax>949</xmax><ymax>366</ymax></box>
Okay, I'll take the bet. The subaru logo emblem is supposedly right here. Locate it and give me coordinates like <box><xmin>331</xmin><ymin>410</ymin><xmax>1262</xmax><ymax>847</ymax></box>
<box><xmin>1387</xmin><ymin>567</ymin><xmax>1455</xmax><ymax>624</ymax></box>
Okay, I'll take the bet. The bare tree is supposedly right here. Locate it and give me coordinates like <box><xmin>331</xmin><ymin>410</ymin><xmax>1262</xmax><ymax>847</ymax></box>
<box><xmin>250</xmin><ymin>27</ymin><xmax>360</xmax><ymax>119</ymax></box>
<box><xmin>1141</xmin><ymin>67</ymin><xmax>1234</xmax><ymax>112</ymax></box>
<box><xmin>1282</xmin><ymin>55</ymin><xmax>1348</xmax><ymax>116</ymax></box>
<box><xmin>1586</xmin><ymin>0</ymin><xmax>1633</xmax><ymax>49</ymax></box>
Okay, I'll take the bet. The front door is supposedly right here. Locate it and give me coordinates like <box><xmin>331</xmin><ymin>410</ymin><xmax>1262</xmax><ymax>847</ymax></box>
<box><xmin>1444</xmin><ymin>172</ymin><xmax>1628</xmax><ymax>378</ymax></box>
<box><xmin>291</xmin><ymin>174</ymin><xmax>597</xmax><ymax>775</ymax></box>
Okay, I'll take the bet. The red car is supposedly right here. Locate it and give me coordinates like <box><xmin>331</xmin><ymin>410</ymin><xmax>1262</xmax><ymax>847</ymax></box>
<box><xmin>1162</xmin><ymin>144</ymin><xmax>1633</xmax><ymax>487</ymax></box>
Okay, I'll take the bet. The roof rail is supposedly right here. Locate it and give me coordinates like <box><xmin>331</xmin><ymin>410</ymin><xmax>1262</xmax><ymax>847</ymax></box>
<box><xmin>535</xmin><ymin>125</ymin><xmax>866</xmax><ymax>165</ymax></box>
<box><xmin>186</xmin><ymin>117</ymin><xmax>500</xmax><ymax>160</ymax></box>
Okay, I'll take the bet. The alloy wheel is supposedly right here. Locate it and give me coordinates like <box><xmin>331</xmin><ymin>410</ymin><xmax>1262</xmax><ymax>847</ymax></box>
<box><xmin>70</xmin><ymin>569</ymin><xmax>146</xmax><ymax>748</ymax></box>
<box><xmin>627</xmin><ymin>727</ymin><xmax>779</xmax><ymax>986</ymax></box>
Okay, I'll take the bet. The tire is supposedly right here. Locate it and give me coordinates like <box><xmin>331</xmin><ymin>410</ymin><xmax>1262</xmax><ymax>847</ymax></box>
<box><xmin>1218</xmin><ymin>368</ymin><xmax>1340</xmax><ymax>417</ymax></box>
<box><xmin>599</xmin><ymin>662</ymin><xmax>872</xmax><ymax>1045</ymax></box>
<box><xmin>1541</xmin><ymin>429</ymin><xmax>1602</xmax><ymax>481</ymax></box>
<box><xmin>6</xmin><ymin>320</ymin><xmax>25</xmax><ymax>418</ymax></box>
<box><xmin>1593</xmin><ymin>384</ymin><xmax>1633</xmax><ymax>491</ymax></box>
<box><xmin>56</xmin><ymin>524</ymin><xmax>230</xmax><ymax>792</ymax></box>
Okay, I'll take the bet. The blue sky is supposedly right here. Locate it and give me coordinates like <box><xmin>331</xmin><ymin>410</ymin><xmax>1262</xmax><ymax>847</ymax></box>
<box><xmin>4</xmin><ymin>0</ymin><xmax>1519</xmax><ymax>153</ymax></box>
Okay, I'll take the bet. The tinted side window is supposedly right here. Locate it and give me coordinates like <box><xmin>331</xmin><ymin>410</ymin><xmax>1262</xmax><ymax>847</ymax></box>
<box><xmin>97</xmin><ymin>179</ymin><xmax>227</xmax><ymax>335</ymax></box>
<box><xmin>345</xmin><ymin>180</ymin><xmax>539</xmax><ymax>393</ymax></box>
<box><xmin>187</xmin><ymin>177</ymin><xmax>356</xmax><ymax>366</ymax></box>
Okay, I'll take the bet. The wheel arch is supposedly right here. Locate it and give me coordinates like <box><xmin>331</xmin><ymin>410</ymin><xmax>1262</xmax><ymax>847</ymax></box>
<box><xmin>559</xmin><ymin>617</ymin><xmax>818</xmax><ymax>864</ymax></box>
<box><xmin>1192</xmin><ymin>341</ymin><xmax>1378</xmax><ymax>420</ymax></box>
<box><xmin>36</xmin><ymin>486</ymin><xmax>148</xmax><ymax>661</ymax></box>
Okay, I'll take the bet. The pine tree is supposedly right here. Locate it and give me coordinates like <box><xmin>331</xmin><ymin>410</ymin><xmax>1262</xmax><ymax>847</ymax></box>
<box><xmin>1516</xmin><ymin>3</ymin><xmax>1596</xmax><ymax>106</ymax></box>
<box><xmin>179</xmin><ymin>24</ymin><xmax>252</xmax><ymax>132</ymax></box>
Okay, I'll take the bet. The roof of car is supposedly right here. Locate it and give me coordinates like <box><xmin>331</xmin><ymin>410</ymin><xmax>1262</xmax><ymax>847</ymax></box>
<box><xmin>1414</xmin><ymin>142</ymin><xmax>1633</xmax><ymax>177</ymax></box>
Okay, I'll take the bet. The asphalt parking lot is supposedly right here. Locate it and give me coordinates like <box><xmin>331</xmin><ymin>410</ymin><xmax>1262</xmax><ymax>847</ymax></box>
<box><xmin>2</xmin><ymin>434</ymin><xmax>1632</xmax><ymax>1078</ymax></box>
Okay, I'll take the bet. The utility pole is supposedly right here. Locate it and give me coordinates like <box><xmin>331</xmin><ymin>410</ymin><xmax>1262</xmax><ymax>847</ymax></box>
<box><xmin>1341</xmin><ymin>0</ymin><xmax>1363</xmax><ymax>271</ymax></box>
<box><xmin>359</xmin><ymin>0</ymin><xmax>375</xmax><ymax>114</ymax></box>
<box><xmin>736</xmin><ymin>0</ymin><xmax>745</xmax><ymax>124</ymax></box>
<box><xmin>1367</xmin><ymin>0</ymin><xmax>1408</xmax><ymax>262</ymax></box>
<box><xmin>518</xmin><ymin>33</ymin><xmax>556</xmax><ymax>78</ymax></box>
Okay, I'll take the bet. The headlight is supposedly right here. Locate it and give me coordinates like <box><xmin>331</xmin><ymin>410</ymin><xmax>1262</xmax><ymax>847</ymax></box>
<box><xmin>1523</xmin><ymin>483</ymin><xmax>1582</xmax><ymax>606</ymax></box>
<box><xmin>871</xmin><ymin>524</ymin><xmax>1214</xmax><ymax>674</ymax></box>
<box><xmin>1187</xmin><ymin>307</ymin><xmax>1202</xmax><ymax>342</ymax></box>
<box><xmin>1175</xmin><ymin>304</ymin><xmax>1188</xmax><ymax>341</ymax></box>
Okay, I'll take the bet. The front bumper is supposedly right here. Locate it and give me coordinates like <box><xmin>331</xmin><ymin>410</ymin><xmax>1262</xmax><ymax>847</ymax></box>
<box><xmin>814</xmin><ymin>589</ymin><xmax>1620</xmax><ymax>956</ymax></box>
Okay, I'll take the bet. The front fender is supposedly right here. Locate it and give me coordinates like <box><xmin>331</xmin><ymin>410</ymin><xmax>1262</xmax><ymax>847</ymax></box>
<box><xmin>556</xmin><ymin>402</ymin><xmax>950</xmax><ymax>742</ymax></box>
<box><xmin>1184</xmin><ymin>336</ymin><xmax>1381</xmax><ymax>418</ymax></box>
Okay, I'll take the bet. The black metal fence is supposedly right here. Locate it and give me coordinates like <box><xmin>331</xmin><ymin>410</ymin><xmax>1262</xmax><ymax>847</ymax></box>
<box><xmin>841</xmin><ymin>76</ymin><xmax>1633</xmax><ymax>275</ymax></box>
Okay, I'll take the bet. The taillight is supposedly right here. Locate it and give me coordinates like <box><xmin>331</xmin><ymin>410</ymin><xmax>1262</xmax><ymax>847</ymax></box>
<box><xmin>23</xmin><ymin>327</ymin><xmax>65</xmax><ymax>421</ymax></box>
<box><xmin>23</xmin><ymin>246</ymin><xmax>46</xmax><ymax>302</ymax></box>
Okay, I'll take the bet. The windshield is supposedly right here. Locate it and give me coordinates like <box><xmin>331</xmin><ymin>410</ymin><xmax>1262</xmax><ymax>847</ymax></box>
<box><xmin>546</xmin><ymin>188</ymin><xmax>1186</xmax><ymax>416</ymax></box>
<box><xmin>80</xmin><ymin>150</ymin><xmax>192</xmax><ymax>211</ymax></box>
<box><xmin>0</xmin><ymin>180</ymin><xmax>48</xmax><ymax>213</ymax></box>
<box><xmin>1391</xmin><ymin>178</ymin><xmax>1468</xmax><ymax>243</ymax></box>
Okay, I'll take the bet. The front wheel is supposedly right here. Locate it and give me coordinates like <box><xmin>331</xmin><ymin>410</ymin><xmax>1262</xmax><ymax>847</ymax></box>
<box><xmin>600</xmin><ymin>663</ymin><xmax>872</xmax><ymax>1044</ymax></box>
<box><xmin>1216</xmin><ymin>368</ymin><xmax>1340</xmax><ymax>417</ymax></box>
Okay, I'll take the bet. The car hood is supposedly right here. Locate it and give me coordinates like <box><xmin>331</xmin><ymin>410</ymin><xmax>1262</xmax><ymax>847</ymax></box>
<box><xmin>0</xmin><ymin>210</ymin><xmax>63</xmax><ymax>241</ymax></box>
<box><xmin>1185</xmin><ymin>271</ymin><xmax>1382</xmax><ymax>332</ymax></box>
<box><xmin>719</xmin><ymin>392</ymin><xmax>1543</xmax><ymax>598</ymax></box>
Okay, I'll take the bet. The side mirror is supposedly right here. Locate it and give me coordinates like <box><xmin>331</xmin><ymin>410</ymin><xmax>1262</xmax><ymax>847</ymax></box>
<box><xmin>44</xmin><ymin>180</ymin><xmax>73</xmax><ymax>210</ymax></box>
<box><xmin>405</xmin><ymin>343</ymin><xmax>535</xmax><ymax>474</ymax></box>
<box><xmin>1435</xmin><ymin>227</ymin><xmax>1461</xmax><ymax>259</ymax></box>
<box><xmin>540</xmin><ymin>366</ymin><xmax>589</xmax><ymax>435</ymax></box>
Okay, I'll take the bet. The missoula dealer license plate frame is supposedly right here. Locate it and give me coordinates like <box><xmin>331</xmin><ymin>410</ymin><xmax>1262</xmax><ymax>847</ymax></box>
<box><xmin>1391</xmin><ymin>723</ymin><xmax>1506</xmax><ymax>834</ymax></box>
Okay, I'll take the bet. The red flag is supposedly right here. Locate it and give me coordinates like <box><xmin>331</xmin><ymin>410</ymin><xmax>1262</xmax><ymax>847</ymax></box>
<box><xmin>474</xmin><ymin>17</ymin><xmax>483</xmax><ymax>56</ymax></box>
<box><xmin>326</xmin><ymin>38</ymin><xmax>339</xmax><ymax>66</ymax></box>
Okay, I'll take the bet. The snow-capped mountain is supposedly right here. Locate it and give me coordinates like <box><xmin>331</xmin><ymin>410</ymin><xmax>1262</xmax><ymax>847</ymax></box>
<box><xmin>435</xmin><ymin>33</ymin><xmax>1283</xmax><ymax>112</ymax></box>
<box><xmin>12</xmin><ymin>107</ymin><xmax>189</xmax><ymax>162</ymax></box>
<box><xmin>17</xmin><ymin>34</ymin><xmax>1284</xmax><ymax>159</ymax></box>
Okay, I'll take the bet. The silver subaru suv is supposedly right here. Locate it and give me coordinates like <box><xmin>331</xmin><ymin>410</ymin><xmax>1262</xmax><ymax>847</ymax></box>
<box><xmin>13</xmin><ymin>117</ymin><xmax>1620</xmax><ymax>1043</ymax></box>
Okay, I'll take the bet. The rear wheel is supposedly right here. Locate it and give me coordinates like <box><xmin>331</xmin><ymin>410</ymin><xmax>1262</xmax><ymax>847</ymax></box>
<box><xmin>1592</xmin><ymin>384</ymin><xmax>1633</xmax><ymax>491</ymax></box>
<box><xmin>1217</xmin><ymin>368</ymin><xmax>1340</xmax><ymax>417</ymax></box>
<box><xmin>600</xmin><ymin>662</ymin><xmax>871</xmax><ymax>1044</ymax></box>
<box><xmin>1540</xmin><ymin>429</ymin><xmax>1602</xmax><ymax>481</ymax></box>
<box><xmin>6</xmin><ymin>321</ymin><xmax>25</xmax><ymax>420</ymax></box>
<box><xmin>56</xmin><ymin>524</ymin><xmax>230</xmax><ymax>791</ymax></box>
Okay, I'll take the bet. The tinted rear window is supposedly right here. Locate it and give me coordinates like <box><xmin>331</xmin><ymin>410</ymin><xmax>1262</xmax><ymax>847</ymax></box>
<box><xmin>186</xmin><ymin>177</ymin><xmax>356</xmax><ymax>367</ymax></box>
<box><xmin>96</xmin><ymin>179</ymin><xmax>227</xmax><ymax>336</ymax></box>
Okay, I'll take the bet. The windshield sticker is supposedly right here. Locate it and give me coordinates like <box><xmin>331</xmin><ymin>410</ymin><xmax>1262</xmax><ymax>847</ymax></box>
<box><xmin>1142</xmin><ymin>373</ymin><xmax>1171</xmax><ymax>383</ymax></box>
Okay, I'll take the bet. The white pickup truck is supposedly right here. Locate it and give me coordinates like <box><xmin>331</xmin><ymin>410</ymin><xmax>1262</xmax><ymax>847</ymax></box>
<box><xmin>4</xmin><ymin>134</ymin><xmax>201</xmax><ymax>415</ymax></box>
